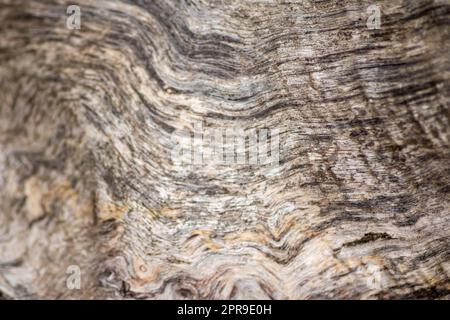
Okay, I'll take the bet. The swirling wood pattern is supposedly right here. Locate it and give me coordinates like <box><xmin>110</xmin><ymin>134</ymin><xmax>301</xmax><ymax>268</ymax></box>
<box><xmin>0</xmin><ymin>0</ymin><xmax>449</xmax><ymax>299</ymax></box>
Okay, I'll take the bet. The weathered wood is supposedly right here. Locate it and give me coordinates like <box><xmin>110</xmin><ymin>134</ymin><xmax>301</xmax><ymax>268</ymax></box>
<box><xmin>0</xmin><ymin>0</ymin><xmax>449</xmax><ymax>299</ymax></box>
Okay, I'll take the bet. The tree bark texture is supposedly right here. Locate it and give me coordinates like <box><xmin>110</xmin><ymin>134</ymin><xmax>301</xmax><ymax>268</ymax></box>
<box><xmin>0</xmin><ymin>0</ymin><xmax>450</xmax><ymax>299</ymax></box>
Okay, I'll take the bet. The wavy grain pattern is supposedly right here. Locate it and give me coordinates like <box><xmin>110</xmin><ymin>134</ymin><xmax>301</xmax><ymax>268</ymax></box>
<box><xmin>0</xmin><ymin>0</ymin><xmax>450</xmax><ymax>299</ymax></box>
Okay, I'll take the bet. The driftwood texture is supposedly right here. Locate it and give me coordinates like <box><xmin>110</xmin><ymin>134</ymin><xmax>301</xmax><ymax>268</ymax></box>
<box><xmin>0</xmin><ymin>0</ymin><xmax>450</xmax><ymax>299</ymax></box>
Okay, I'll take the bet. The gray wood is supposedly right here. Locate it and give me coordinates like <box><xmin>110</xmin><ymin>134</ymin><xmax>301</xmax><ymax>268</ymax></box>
<box><xmin>0</xmin><ymin>0</ymin><xmax>449</xmax><ymax>299</ymax></box>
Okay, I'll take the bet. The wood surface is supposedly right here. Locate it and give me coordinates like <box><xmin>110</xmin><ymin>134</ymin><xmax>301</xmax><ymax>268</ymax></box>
<box><xmin>0</xmin><ymin>0</ymin><xmax>449</xmax><ymax>299</ymax></box>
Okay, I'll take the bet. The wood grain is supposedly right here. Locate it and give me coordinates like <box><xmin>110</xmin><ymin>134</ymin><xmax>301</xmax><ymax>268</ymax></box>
<box><xmin>0</xmin><ymin>0</ymin><xmax>449</xmax><ymax>299</ymax></box>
